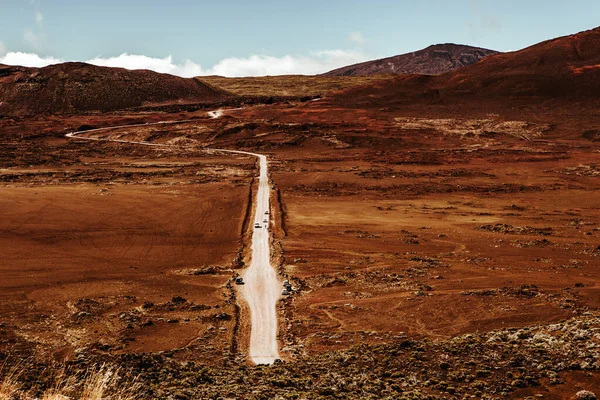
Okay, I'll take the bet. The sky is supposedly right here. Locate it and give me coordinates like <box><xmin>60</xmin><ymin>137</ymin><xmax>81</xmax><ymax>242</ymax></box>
<box><xmin>0</xmin><ymin>0</ymin><xmax>599</xmax><ymax>77</ymax></box>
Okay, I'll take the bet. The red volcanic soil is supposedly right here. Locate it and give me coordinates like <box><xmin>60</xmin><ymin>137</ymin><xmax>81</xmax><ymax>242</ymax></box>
<box><xmin>323</xmin><ymin>43</ymin><xmax>498</xmax><ymax>77</ymax></box>
<box><xmin>0</xmin><ymin>62</ymin><xmax>230</xmax><ymax>116</ymax></box>
<box><xmin>327</xmin><ymin>27</ymin><xmax>600</xmax><ymax>110</ymax></box>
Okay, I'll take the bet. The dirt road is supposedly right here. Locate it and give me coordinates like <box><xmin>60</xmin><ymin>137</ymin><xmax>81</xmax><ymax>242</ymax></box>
<box><xmin>66</xmin><ymin>119</ymin><xmax>281</xmax><ymax>365</ymax></box>
<box><xmin>206</xmin><ymin>147</ymin><xmax>281</xmax><ymax>364</ymax></box>
<box><xmin>238</xmin><ymin>153</ymin><xmax>281</xmax><ymax>364</ymax></box>
<box><xmin>205</xmin><ymin>110</ymin><xmax>281</xmax><ymax>364</ymax></box>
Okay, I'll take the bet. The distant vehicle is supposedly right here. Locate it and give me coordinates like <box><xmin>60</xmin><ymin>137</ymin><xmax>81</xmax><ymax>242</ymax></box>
<box><xmin>264</xmin><ymin>211</ymin><xmax>269</xmax><ymax>215</ymax></box>
<box><xmin>281</xmin><ymin>289</ymin><xmax>289</xmax><ymax>296</ymax></box>
<box><xmin>254</xmin><ymin>223</ymin><xmax>262</xmax><ymax>228</ymax></box>
<box><xmin>235</xmin><ymin>277</ymin><xmax>244</xmax><ymax>285</ymax></box>
<box><xmin>263</xmin><ymin>219</ymin><xmax>268</xmax><ymax>223</ymax></box>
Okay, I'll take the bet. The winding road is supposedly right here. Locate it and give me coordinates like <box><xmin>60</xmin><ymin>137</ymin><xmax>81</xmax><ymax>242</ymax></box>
<box><xmin>66</xmin><ymin>112</ymin><xmax>281</xmax><ymax>364</ymax></box>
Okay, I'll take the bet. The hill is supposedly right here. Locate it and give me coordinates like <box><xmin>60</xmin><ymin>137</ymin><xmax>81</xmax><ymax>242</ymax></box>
<box><xmin>323</xmin><ymin>44</ymin><xmax>498</xmax><ymax>77</ymax></box>
<box><xmin>328</xmin><ymin>27</ymin><xmax>600</xmax><ymax>110</ymax></box>
<box><xmin>200</xmin><ymin>74</ymin><xmax>391</xmax><ymax>97</ymax></box>
<box><xmin>0</xmin><ymin>62</ymin><xmax>230</xmax><ymax>116</ymax></box>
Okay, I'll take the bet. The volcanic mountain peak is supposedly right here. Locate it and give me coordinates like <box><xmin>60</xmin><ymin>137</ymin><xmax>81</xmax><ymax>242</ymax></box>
<box><xmin>327</xmin><ymin>26</ymin><xmax>600</xmax><ymax>111</ymax></box>
<box><xmin>323</xmin><ymin>43</ymin><xmax>499</xmax><ymax>77</ymax></box>
<box><xmin>0</xmin><ymin>62</ymin><xmax>230</xmax><ymax>116</ymax></box>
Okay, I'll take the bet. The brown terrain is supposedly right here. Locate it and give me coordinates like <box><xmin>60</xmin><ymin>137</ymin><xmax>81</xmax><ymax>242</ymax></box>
<box><xmin>1</xmin><ymin>27</ymin><xmax>600</xmax><ymax>399</ymax></box>
<box><xmin>329</xmin><ymin>27</ymin><xmax>600</xmax><ymax>110</ymax></box>
<box><xmin>323</xmin><ymin>44</ymin><xmax>498</xmax><ymax>77</ymax></box>
<box><xmin>0</xmin><ymin>62</ymin><xmax>229</xmax><ymax>116</ymax></box>
<box><xmin>201</xmin><ymin>74</ymin><xmax>391</xmax><ymax>98</ymax></box>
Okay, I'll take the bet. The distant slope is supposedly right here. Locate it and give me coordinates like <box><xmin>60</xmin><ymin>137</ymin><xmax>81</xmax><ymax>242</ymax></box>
<box><xmin>0</xmin><ymin>62</ymin><xmax>230</xmax><ymax>116</ymax></box>
<box><xmin>328</xmin><ymin>27</ymin><xmax>600</xmax><ymax>109</ymax></box>
<box><xmin>323</xmin><ymin>44</ymin><xmax>499</xmax><ymax>77</ymax></box>
<box><xmin>200</xmin><ymin>75</ymin><xmax>391</xmax><ymax>97</ymax></box>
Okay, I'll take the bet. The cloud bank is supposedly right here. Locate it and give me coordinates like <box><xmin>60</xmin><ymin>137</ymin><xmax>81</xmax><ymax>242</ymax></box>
<box><xmin>0</xmin><ymin>51</ymin><xmax>62</xmax><ymax>67</ymax></box>
<box><xmin>86</xmin><ymin>54</ymin><xmax>204</xmax><ymax>77</ymax></box>
<box><xmin>0</xmin><ymin>49</ymin><xmax>369</xmax><ymax>77</ymax></box>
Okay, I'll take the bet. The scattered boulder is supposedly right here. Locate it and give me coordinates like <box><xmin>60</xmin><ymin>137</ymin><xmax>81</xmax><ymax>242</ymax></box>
<box><xmin>575</xmin><ymin>390</ymin><xmax>597</xmax><ymax>400</ymax></box>
<box><xmin>582</xmin><ymin>129</ymin><xmax>600</xmax><ymax>142</ymax></box>
<box><xmin>477</xmin><ymin>223</ymin><xmax>552</xmax><ymax>236</ymax></box>
<box><xmin>171</xmin><ymin>296</ymin><xmax>187</xmax><ymax>305</ymax></box>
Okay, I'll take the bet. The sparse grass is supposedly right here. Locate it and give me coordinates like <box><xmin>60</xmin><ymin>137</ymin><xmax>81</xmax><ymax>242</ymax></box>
<box><xmin>394</xmin><ymin>117</ymin><xmax>552</xmax><ymax>140</ymax></box>
<box><xmin>80</xmin><ymin>365</ymin><xmax>140</xmax><ymax>400</ymax></box>
<box><xmin>0</xmin><ymin>371</ymin><xmax>21</xmax><ymax>400</ymax></box>
<box><xmin>0</xmin><ymin>360</ymin><xmax>22</xmax><ymax>400</ymax></box>
<box><xmin>200</xmin><ymin>75</ymin><xmax>393</xmax><ymax>97</ymax></box>
<box><xmin>38</xmin><ymin>367</ymin><xmax>76</xmax><ymax>400</ymax></box>
<box><xmin>0</xmin><ymin>364</ymin><xmax>140</xmax><ymax>400</ymax></box>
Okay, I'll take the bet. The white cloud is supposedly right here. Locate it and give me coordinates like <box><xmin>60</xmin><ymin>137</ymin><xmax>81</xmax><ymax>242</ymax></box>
<box><xmin>207</xmin><ymin>50</ymin><xmax>368</xmax><ymax>77</ymax></box>
<box><xmin>0</xmin><ymin>51</ymin><xmax>62</xmax><ymax>67</ymax></box>
<box><xmin>23</xmin><ymin>29</ymin><xmax>40</xmax><ymax>49</ymax></box>
<box><xmin>35</xmin><ymin>11</ymin><xmax>44</xmax><ymax>25</ymax></box>
<box><xmin>86</xmin><ymin>54</ymin><xmax>204</xmax><ymax>77</ymax></box>
<box><xmin>0</xmin><ymin>49</ymin><xmax>370</xmax><ymax>77</ymax></box>
<box><xmin>348</xmin><ymin>32</ymin><xmax>366</xmax><ymax>46</ymax></box>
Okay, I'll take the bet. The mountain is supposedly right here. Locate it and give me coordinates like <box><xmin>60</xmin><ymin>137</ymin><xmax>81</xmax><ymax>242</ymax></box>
<box><xmin>327</xmin><ymin>27</ymin><xmax>600</xmax><ymax>109</ymax></box>
<box><xmin>0</xmin><ymin>62</ymin><xmax>230</xmax><ymax>116</ymax></box>
<box><xmin>323</xmin><ymin>44</ymin><xmax>499</xmax><ymax>77</ymax></box>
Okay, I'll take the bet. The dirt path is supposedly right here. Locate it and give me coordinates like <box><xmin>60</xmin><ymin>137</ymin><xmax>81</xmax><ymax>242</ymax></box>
<box><xmin>65</xmin><ymin>114</ymin><xmax>281</xmax><ymax>365</ymax></box>
<box><xmin>238</xmin><ymin>152</ymin><xmax>281</xmax><ymax>364</ymax></box>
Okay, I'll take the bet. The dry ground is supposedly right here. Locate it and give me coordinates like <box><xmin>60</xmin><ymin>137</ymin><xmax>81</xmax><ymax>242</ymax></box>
<box><xmin>200</xmin><ymin>75</ymin><xmax>392</xmax><ymax>97</ymax></box>
<box><xmin>1</xmin><ymin>96</ymin><xmax>599</xmax><ymax>398</ymax></box>
<box><xmin>0</xmin><ymin>121</ymin><xmax>257</xmax><ymax>365</ymax></box>
<box><xmin>231</xmin><ymin>105</ymin><xmax>600</xmax><ymax>369</ymax></box>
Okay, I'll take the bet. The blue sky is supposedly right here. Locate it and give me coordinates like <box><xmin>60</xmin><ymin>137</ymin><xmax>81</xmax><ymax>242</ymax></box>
<box><xmin>0</xmin><ymin>0</ymin><xmax>599</xmax><ymax>76</ymax></box>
